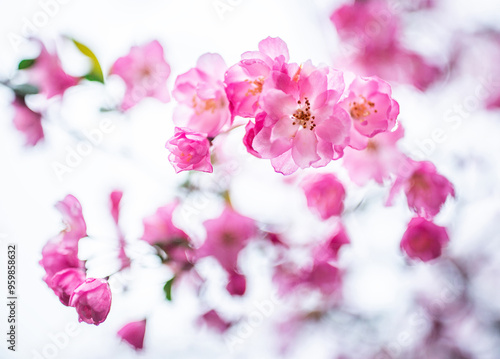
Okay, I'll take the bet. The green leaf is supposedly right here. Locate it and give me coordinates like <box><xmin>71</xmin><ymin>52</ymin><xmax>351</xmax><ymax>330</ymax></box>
<box><xmin>11</xmin><ymin>84</ymin><xmax>39</xmax><ymax>96</ymax></box>
<box><xmin>71</xmin><ymin>38</ymin><xmax>104</xmax><ymax>84</ymax></box>
<box><xmin>18</xmin><ymin>59</ymin><xmax>36</xmax><ymax>70</ymax></box>
<box><xmin>163</xmin><ymin>277</ymin><xmax>175</xmax><ymax>301</ymax></box>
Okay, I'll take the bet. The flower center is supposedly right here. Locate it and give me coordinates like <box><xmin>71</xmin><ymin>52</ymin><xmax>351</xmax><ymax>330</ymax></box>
<box><xmin>291</xmin><ymin>97</ymin><xmax>316</xmax><ymax>131</ymax></box>
<box><xmin>349</xmin><ymin>96</ymin><xmax>377</xmax><ymax>122</ymax></box>
<box><xmin>192</xmin><ymin>95</ymin><xmax>223</xmax><ymax>115</ymax></box>
<box><xmin>245</xmin><ymin>77</ymin><xmax>264</xmax><ymax>96</ymax></box>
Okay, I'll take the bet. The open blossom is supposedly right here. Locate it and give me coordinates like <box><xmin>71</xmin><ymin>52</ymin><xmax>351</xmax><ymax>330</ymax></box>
<box><xmin>340</xmin><ymin>76</ymin><xmax>399</xmax><ymax>141</ymax></box>
<box><xmin>388</xmin><ymin>160</ymin><xmax>455</xmax><ymax>218</ymax></box>
<box><xmin>173</xmin><ymin>53</ymin><xmax>231</xmax><ymax>137</ymax></box>
<box><xmin>225</xmin><ymin>37</ymin><xmax>289</xmax><ymax>118</ymax></box>
<box><xmin>141</xmin><ymin>202</ymin><xmax>194</xmax><ymax>271</ymax></box>
<box><xmin>118</xmin><ymin>319</ymin><xmax>147</xmax><ymax>351</ymax></box>
<box><xmin>343</xmin><ymin>124</ymin><xmax>405</xmax><ymax>185</ymax></box>
<box><xmin>50</xmin><ymin>268</ymin><xmax>86</xmax><ymax>306</ymax></box>
<box><xmin>301</xmin><ymin>173</ymin><xmax>346</xmax><ymax>219</ymax></box>
<box><xmin>197</xmin><ymin>207</ymin><xmax>256</xmax><ymax>273</ymax></box>
<box><xmin>111</xmin><ymin>40</ymin><xmax>171</xmax><ymax>110</ymax></box>
<box><xmin>250</xmin><ymin>62</ymin><xmax>351</xmax><ymax>175</ymax></box>
<box><xmin>26</xmin><ymin>41</ymin><xmax>79</xmax><ymax>98</ymax></box>
<box><xmin>400</xmin><ymin>217</ymin><xmax>449</xmax><ymax>262</ymax></box>
<box><xmin>12</xmin><ymin>98</ymin><xmax>44</xmax><ymax>146</ymax></box>
<box><xmin>55</xmin><ymin>194</ymin><xmax>87</xmax><ymax>245</ymax></box>
<box><xmin>166</xmin><ymin>127</ymin><xmax>213</xmax><ymax>173</ymax></box>
<box><xmin>69</xmin><ymin>278</ymin><xmax>112</xmax><ymax>325</ymax></box>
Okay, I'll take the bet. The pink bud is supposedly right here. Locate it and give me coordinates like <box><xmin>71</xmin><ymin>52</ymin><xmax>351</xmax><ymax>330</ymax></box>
<box><xmin>400</xmin><ymin>217</ymin><xmax>449</xmax><ymax>262</ymax></box>
<box><xmin>117</xmin><ymin>319</ymin><xmax>147</xmax><ymax>351</ymax></box>
<box><xmin>165</xmin><ymin>127</ymin><xmax>213</xmax><ymax>173</ymax></box>
<box><xmin>302</xmin><ymin>173</ymin><xmax>346</xmax><ymax>220</ymax></box>
<box><xmin>69</xmin><ymin>278</ymin><xmax>112</xmax><ymax>325</ymax></box>
<box><xmin>226</xmin><ymin>271</ymin><xmax>246</xmax><ymax>296</ymax></box>
<box><xmin>50</xmin><ymin>268</ymin><xmax>86</xmax><ymax>306</ymax></box>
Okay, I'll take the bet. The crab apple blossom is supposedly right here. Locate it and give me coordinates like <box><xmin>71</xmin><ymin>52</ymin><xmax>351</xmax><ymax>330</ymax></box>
<box><xmin>49</xmin><ymin>268</ymin><xmax>86</xmax><ymax>306</ymax></box>
<box><xmin>40</xmin><ymin>234</ymin><xmax>85</xmax><ymax>288</ymax></box>
<box><xmin>173</xmin><ymin>53</ymin><xmax>231</xmax><ymax>137</ymax></box>
<box><xmin>388</xmin><ymin>160</ymin><xmax>455</xmax><ymax>219</ymax></box>
<box><xmin>118</xmin><ymin>319</ymin><xmax>147</xmax><ymax>351</ymax></box>
<box><xmin>197</xmin><ymin>206</ymin><xmax>256</xmax><ymax>273</ymax></box>
<box><xmin>342</xmin><ymin>124</ymin><xmax>405</xmax><ymax>185</ymax></box>
<box><xmin>301</xmin><ymin>173</ymin><xmax>346</xmax><ymax>220</ymax></box>
<box><xmin>111</xmin><ymin>40</ymin><xmax>171</xmax><ymax>110</ymax></box>
<box><xmin>251</xmin><ymin>62</ymin><xmax>351</xmax><ymax>175</ymax></box>
<box><xmin>25</xmin><ymin>41</ymin><xmax>79</xmax><ymax>98</ymax></box>
<box><xmin>400</xmin><ymin>217</ymin><xmax>449</xmax><ymax>262</ymax></box>
<box><xmin>166</xmin><ymin>127</ymin><xmax>213</xmax><ymax>173</ymax></box>
<box><xmin>55</xmin><ymin>194</ymin><xmax>87</xmax><ymax>245</ymax></box>
<box><xmin>141</xmin><ymin>202</ymin><xmax>194</xmax><ymax>271</ymax></box>
<box><xmin>340</xmin><ymin>76</ymin><xmax>399</xmax><ymax>140</ymax></box>
<box><xmin>69</xmin><ymin>278</ymin><xmax>112</xmax><ymax>325</ymax></box>
<box><xmin>225</xmin><ymin>36</ymin><xmax>289</xmax><ymax>118</ymax></box>
<box><xmin>12</xmin><ymin>97</ymin><xmax>44</xmax><ymax>146</ymax></box>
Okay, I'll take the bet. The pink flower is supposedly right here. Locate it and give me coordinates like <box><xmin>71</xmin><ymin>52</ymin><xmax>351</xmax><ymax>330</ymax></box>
<box><xmin>50</xmin><ymin>268</ymin><xmax>86</xmax><ymax>306</ymax></box>
<box><xmin>242</xmin><ymin>116</ymin><xmax>264</xmax><ymax>158</ymax></box>
<box><xmin>69</xmin><ymin>278</ymin><xmax>112</xmax><ymax>325</ymax></box>
<box><xmin>173</xmin><ymin>53</ymin><xmax>231</xmax><ymax>137</ymax></box>
<box><xmin>55</xmin><ymin>194</ymin><xmax>87</xmax><ymax>245</ymax></box>
<box><xmin>388</xmin><ymin>160</ymin><xmax>455</xmax><ymax>219</ymax></box>
<box><xmin>305</xmin><ymin>261</ymin><xmax>342</xmax><ymax>296</ymax></box>
<box><xmin>225</xmin><ymin>37</ymin><xmax>289</xmax><ymax>118</ymax></box>
<box><xmin>330</xmin><ymin>0</ymin><xmax>401</xmax><ymax>53</ymax></box>
<box><xmin>197</xmin><ymin>207</ymin><xmax>256</xmax><ymax>273</ymax></box>
<box><xmin>400</xmin><ymin>217</ymin><xmax>449</xmax><ymax>262</ymax></box>
<box><xmin>141</xmin><ymin>202</ymin><xmax>193</xmax><ymax>271</ymax></box>
<box><xmin>111</xmin><ymin>40</ymin><xmax>171</xmax><ymax>110</ymax></box>
<box><xmin>226</xmin><ymin>270</ymin><xmax>246</xmax><ymax>296</ymax></box>
<box><xmin>117</xmin><ymin>319</ymin><xmax>147</xmax><ymax>351</ymax></box>
<box><xmin>40</xmin><ymin>235</ymin><xmax>85</xmax><ymax>288</ymax></box>
<box><xmin>313</xmin><ymin>225</ymin><xmax>350</xmax><ymax>262</ymax></box>
<box><xmin>165</xmin><ymin>127</ymin><xmax>213</xmax><ymax>173</ymax></box>
<box><xmin>342</xmin><ymin>124</ymin><xmax>405</xmax><ymax>185</ymax></box>
<box><xmin>301</xmin><ymin>173</ymin><xmax>346</xmax><ymax>219</ymax></box>
<box><xmin>12</xmin><ymin>98</ymin><xmax>44</xmax><ymax>146</ymax></box>
<box><xmin>251</xmin><ymin>63</ymin><xmax>351</xmax><ymax>175</ymax></box>
<box><xmin>340</xmin><ymin>76</ymin><xmax>399</xmax><ymax>139</ymax></box>
<box><xmin>199</xmin><ymin>310</ymin><xmax>232</xmax><ymax>333</ymax></box>
<box><xmin>26</xmin><ymin>41</ymin><xmax>79</xmax><ymax>98</ymax></box>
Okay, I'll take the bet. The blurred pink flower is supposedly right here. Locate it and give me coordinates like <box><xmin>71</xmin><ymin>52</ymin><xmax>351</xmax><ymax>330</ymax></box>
<box><xmin>55</xmin><ymin>194</ymin><xmax>87</xmax><ymax>245</ymax></box>
<box><xmin>343</xmin><ymin>124</ymin><xmax>405</xmax><ymax>185</ymax></box>
<box><xmin>388</xmin><ymin>160</ymin><xmax>455</xmax><ymax>218</ymax></box>
<box><xmin>111</xmin><ymin>40</ymin><xmax>171</xmax><ymax>110</ymax></box>
<box><xmin>197</xmin><ymin>207</ymin><xmax>256</xmax><ymax>273</ymax></box>
<box><xmin>118</xmin><ymin>319</ymin><xmax>147</xmax><ymax>351</ymax></box>
<box><xmin>251</xmin><ymin>62</ymin><xmax>350</xmax><ymax>174</ymax></box>
<box><xmin>340</xmin><ymin>76</ymin><xmax>399</xmax><ymax>139</ymax></box>
<box><xmin>109</xmin><ymin>190</ymin><xmax>130</xmax><ymax>270</ymax></box>
<box><xmin>12</xmin><ymin>98</ymin><xmax>44</xmax><ymax>146</ymax></box>
<box><xmin>226</xmin><ymin>270</ymin><xmax>246</xmax><ymax>296</ymax></box>
<box><xmin>305</xmin><ymin>261</ymin><xmax>342</xmax><ymax>296</ymax></box>
<box><xmin>400</xmin><ymin>217</ymin><xmax>449</xmax><ymax>262</ymax></box>
<box><xmin>313</xmin><ymin>225</ymin><xmax>350</xmax><ymax>262</ymax></box>
<box><xmin>70</xmin><ymin>278</ymin><xmax>112</xmax><ymax>325</ymax></box>
<box><xmin>199</xmin><ymin>310</ymin><xmax>232</xmax><ymax>333</ymax></box>
<box><xmin>173</xmin><ymin>53</ymin><xmax>231</xmax><ymax>137</ymax></box>
<box><xmin>40</xmin><ymin>234</ymin><xmax>85</xmax><ymax>288</ymax></box>
<box><xmin>301</xmin><ymin>173</ymin><xmax>346</xmax><ymax>220</ymax></box>
<box><xmin>166</xmin><ymin>127</ymin><xmax>213</xmax><ymax>173</ymax></box>
<box><xmin>225</xmin><ymin>37</ymin><xmax>289</xmax><ymax>118</ymax></box>
<box><xmin>141</xmin><ymin>202</ymin><xmax>194</xmax><ymax>271</ymax></box>
<box><xmin>26</xmin><ymin>41</ymin><xmax>79</xmax><ymax>98</ymax></box>
<box><xmin>50</xmin><ymin>268</ymin><xmax>86</xmax><ymax>306</ymax></box>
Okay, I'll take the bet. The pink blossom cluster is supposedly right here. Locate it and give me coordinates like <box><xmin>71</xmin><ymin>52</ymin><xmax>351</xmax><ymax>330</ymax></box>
<box><xmin>166</xmin><ymin>37</ymin><xmax>400</xmax><ymax>175</ymax></box>
<box><xmin>40</xmin><ymin>195</ymin><xmax>112</xmax><ymax>325</ymax></box>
